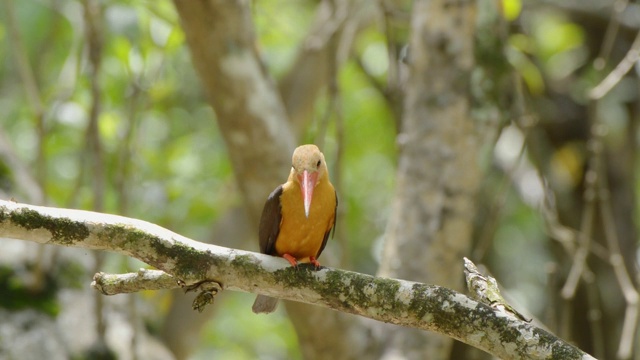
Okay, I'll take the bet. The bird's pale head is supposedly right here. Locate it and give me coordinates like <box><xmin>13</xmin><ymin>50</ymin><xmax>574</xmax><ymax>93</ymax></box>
<box><xmin>291</xmin><ymin>144</ymin><xmax>329</xmax><ymax>218</ymax></box>
<box><xmin>291</xmin><ymin>144</ymin><xmax>328</xmax><ymax>178</ymax></box>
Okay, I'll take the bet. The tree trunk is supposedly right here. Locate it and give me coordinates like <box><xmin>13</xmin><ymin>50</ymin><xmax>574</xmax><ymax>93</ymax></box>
<box><xmin>378</xmin><ymin>0</ymin><xmax>480</xmax><ymax>358</ymax></box>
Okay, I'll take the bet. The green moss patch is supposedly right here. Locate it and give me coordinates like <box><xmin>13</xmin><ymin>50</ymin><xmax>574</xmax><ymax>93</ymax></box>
<box><xmin>10</xmin><ymin>208</ymin><xmax>90</xmax><ymax>245</ymax></box>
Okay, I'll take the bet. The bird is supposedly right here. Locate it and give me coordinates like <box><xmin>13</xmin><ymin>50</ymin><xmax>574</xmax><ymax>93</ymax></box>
<box><xmin>252</xmin><ymin>144</ymin><xmax>337</xmax><ymax>314</ymax></box>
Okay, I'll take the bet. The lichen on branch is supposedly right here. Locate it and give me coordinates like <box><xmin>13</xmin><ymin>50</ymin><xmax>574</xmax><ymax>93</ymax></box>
<box><xmin>0</xmin><ymin>200</ymin><xmax>594</xmax><ymax>360</ymax></box>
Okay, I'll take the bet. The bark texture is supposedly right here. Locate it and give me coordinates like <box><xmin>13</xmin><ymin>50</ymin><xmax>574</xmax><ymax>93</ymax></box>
<box><xmin>0</xmin><ymin>200</ymin><xmax>594</xmax><ymax>360</ymax></box>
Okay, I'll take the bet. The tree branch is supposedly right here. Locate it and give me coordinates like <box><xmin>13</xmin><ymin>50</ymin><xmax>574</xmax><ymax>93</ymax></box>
<box><xmin>172</xmin><ymin>0</ymin><xmax>295</xmax><ymax>222</ymax></box>
<box><xmin>92</xmin><ymin>269</ymin><xmax>179</xmax><ymax>295</ymax></box>
<box><xmin>589</xmin><ymin>29</ymin><xmax>640</xmax><ymax>100</ymax></box>
<box><xmin>0</xmin><ymin>200</ymin><xmax>594</xmax><ymax>360</ymax></box>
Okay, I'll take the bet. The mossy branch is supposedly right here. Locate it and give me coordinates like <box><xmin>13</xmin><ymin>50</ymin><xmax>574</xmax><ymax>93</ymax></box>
<box><xmin>0</xmin><ymin>200</ymin><xmax>594</xmax><ymax>360</ymax></box>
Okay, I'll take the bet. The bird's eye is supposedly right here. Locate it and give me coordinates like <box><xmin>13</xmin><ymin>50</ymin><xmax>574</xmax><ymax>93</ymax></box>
<box><xmin>316</xmin><ymin>160</ymin><xmax>321</xmax><ymax>168</ymax></box>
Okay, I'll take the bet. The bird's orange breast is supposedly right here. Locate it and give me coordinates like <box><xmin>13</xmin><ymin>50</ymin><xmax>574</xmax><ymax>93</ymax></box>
<box><xmin>274</xmin><ymin>179</ymin><xmax>336</xmax><ymax>262</ymax></box>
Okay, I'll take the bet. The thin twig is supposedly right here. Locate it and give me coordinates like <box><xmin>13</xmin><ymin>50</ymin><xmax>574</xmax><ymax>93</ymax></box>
<box><xmin>3</xmin><ymin>0</ymin><xmax>51</xmax><ymax>292</ymax></box>
<box><xmin>472</xmin><ymin>128</ymin><xmax>526</xmax><ymax>261</ymax></box>
<box><xmin>593</xmin><ymin>0</ymin><xmax>628</xmax><ymax>70</ymax></box>
<box><xmin>334</xmin><ymin>66</ymin><xmax>347</xmax><ymax>269</ymax></box>
<box><xmin>116</xmin><ymin>77</ymin><xmax>142</xmax><ymax>360</ymax></box>
<box><xmin>3</xmin><ymin>0</ymin><xmax>45</xmax><ymax>127</ymax></box>
<box><xmin>589</xmin><ymin>29</ymin><xmax>640</xmax><ymax>100</ymax></box>
<box><xmin>380</xmin><ymin>0</ymin><xmax>398</xmax><ymax>94</ymax></box>
<box><xmin>595</xmin><ymin>123</ymin><xmax>639</xmax><ymax>360</ymax></box>
<box><xmin>83</xmin><ymin>0</ymin><xmax>105</xmax><ymax>213</ymax></box>
<box><xmin>600</xmin><ymin>198</ymin><xmax>639</xmax><ymax>304</ymax></box>
<box><xmin>82</xmin><ymin>0</ymin><xmax>107</xmax><ymax>350</ymax></box>
<box><xmin>560</xmin><ymin>136</ymin><xmax>599</xmax><ymax>300</ymax></box>
<box><xmin>379</xmin><ymin>0</ymin><xmax>406</xmax><ymax>128</ymax></box>
<box><xmin>587</xmin><ymin>70</ymin><xmax>640</xmax><ymax>357</ymax></box>
<box><xmin>583</xmin><ymin>270</ymin><xmax>606</xmax><ymax>359</ymax></box>
<box><xmin>313</xmin><ymin>15</ymin><xmax>349</xmax><ymax>267</ymax></box>
<box><xmin>116</xmin><ymin>85</ymin><xmax>141</xmax><ymax>215</ymax></box>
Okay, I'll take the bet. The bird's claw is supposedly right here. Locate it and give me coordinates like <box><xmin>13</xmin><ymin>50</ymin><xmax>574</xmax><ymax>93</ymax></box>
<box><xmin>282</xmin><ymin>254</ymin><xmax>323</xmax><ymax>271</ymax></box>
<box><xmin>283</xmin><ymin>253</ymin><xmax>299</xmax><ymax>268</ymax></box>
<box><xmin>309</xmin><ymin>256</ymin><xmax>321</xmax><ymax>270</ymax></box>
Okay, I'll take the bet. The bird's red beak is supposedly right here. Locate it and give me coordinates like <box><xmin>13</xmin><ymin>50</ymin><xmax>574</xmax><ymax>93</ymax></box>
<box><xmin>298</xmin><ymin>170</ymin><xmax>318</xmax><ymax>218</ymax></box>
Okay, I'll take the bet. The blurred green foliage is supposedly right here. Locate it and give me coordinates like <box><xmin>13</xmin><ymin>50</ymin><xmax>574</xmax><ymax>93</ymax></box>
<box><xmin>0</xmin><ymin>265</ymin><xmax>60</xmax><ymax>316</ymax></box>
<box><xmin>1</xmin><ymin>0</ymin><xmax>632</xmax><ymax>358</ymax></box>
<box><xmin>0</xmin><ymin>0</ymin><xmax>397</xmax><ymax>357</ymax></box>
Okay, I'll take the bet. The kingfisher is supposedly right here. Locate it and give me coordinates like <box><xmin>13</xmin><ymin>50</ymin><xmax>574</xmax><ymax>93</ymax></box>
<box><xmin>252</xmin><ymin>144</ymin><xmax>337</xmax><ymax>314</ymax></box>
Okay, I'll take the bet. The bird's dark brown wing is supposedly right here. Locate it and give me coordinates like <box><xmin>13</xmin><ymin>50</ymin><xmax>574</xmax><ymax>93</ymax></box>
<box><xmin>258</xmin><ymin>185</ymin><xmax>283</xmax><ymax>255</ymax></box>
<box><xmin>317</xmin><ymin>190</ymin><xmax>338</xmax><ymax>258</ymax></box>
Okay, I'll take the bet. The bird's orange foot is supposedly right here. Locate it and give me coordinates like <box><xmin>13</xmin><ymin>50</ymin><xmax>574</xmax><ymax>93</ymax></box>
<box><xmin>282</xmin><ymin>253</ymin><xmax>299</xmax><ymax>267</ymax></box>
<box><xmin>309</xmin><ymin>256</ymin><xmax>321</xmax><ymax>270</ymax></box>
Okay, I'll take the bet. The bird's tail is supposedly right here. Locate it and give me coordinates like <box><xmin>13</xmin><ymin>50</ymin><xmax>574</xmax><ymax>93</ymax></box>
<box><xmin>252</xmin><ymin>295</ymin><xmax>279</xmax><ymax>314</ymax></box>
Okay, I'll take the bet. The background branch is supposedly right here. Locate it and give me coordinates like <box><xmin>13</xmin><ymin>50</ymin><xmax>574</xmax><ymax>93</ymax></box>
<box><xmin>173</xmin><ymin>0</ymin><xmax>294</xmax><ymax>222</ymax></box>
